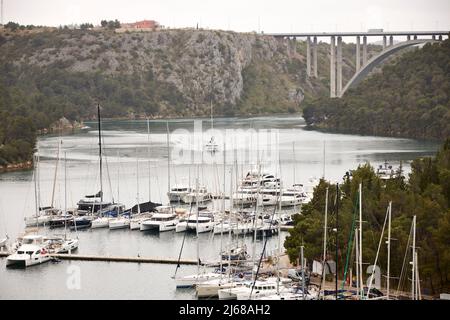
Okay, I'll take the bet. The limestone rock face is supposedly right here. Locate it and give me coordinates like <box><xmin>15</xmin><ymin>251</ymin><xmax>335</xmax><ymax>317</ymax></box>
<box><xmin>2</xmin><ymin>29</ymin><xmax>379</xmax><ymax>117</ymax></box>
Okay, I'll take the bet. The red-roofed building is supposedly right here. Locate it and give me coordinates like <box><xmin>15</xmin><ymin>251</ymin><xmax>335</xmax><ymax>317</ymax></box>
<box><xmin>120</xmin><ymin>20</ymin><xmax>160</xmax><ymax>31</ymax></box>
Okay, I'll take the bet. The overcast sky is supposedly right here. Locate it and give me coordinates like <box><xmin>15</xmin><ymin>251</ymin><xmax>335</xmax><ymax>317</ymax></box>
<box><xmin>2</xmin><ymin>0</ymin><xmax>450</xmax><ymax>33</ymax></box>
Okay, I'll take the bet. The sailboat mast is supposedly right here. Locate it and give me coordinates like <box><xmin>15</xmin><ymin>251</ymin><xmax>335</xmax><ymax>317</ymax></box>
<box><xmin>64</xmin><ymin>152</ymin><xmax>67</xmax><ymax>240</ymax></box>
<box><xmin>136</xmin><ymin>149</ymin><xmax>140</xmax><ymax>214</ymax></box>
<box><xmin>210</xmin><ymin>100</ymin><xmax>213</xmax><ymax>131</ymax></box>
<box><xmin>33</xmin><ymin>154</ymin><xmax>39</xmax><ymax>230</ymax></box>
<box><xmin>335</xmin><ymin>183</ymin><xmax>339</xmax><ymax>300</ymax></box>
<box><xmin>387</xmin><ymin>201</ymin><xmax>392</xmax><ymax>299</ymax></box>
<box><xmin>321</xmin><ymin>187</ymin><xmax>329</xmax><ymax>295</ymax></box>
<box><xmin>301</xmin><ymin>245</ymin><xmax>305</xmax><ymax>300</ymax></box>
<box><xmin>166</xmin><ymin>121</ymin><xmax>170</xmax><ymax>196</ymax></box>
<box><xmin>195</xmin><ymin>174</ymin><xmax>200</xmax><ymax>276</ymax></box>
<box><xmin>411</xmin><ymin>215</ymin><xmax>416</xmax><ymax>300</ymax></box>
<box><xmin>97</xmin><ymin>103</ymin><xmax>103</xmax><ymax>203</ymax></box>
<box><xmin>50</xmin><ymin>140</ymin><xmax>61</xmax><ymax>208</ymax></box>
<box><xmin>358</xmin><ymin>182</ymin><xmax>363</xmax><ymax>298</ymax></box>
<box><xmin>219</xmin><ymin>142</ymin><xmax>225</xmax><ymax>273</ymax></box>
<box><xmin>147</xmin><ymin>118</ymin><xmax>151</xmax><ymax>202</ymax></box>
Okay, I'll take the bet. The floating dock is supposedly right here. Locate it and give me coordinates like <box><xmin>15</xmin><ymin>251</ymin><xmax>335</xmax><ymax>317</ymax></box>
<box><xmin>0</xmin><ymin>252</ymin><xmax>199</xmax><ymax>265</ymax></box>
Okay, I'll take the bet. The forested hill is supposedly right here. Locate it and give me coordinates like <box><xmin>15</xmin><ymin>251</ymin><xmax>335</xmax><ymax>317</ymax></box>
<box><xmin>0</xmin><ymin>25</ymin><xmax>382</xmax><ymax>166</ymax></box>
<box><xmin>303</xmin><ymin>37</ymin><xmax>450</xmax><ymax>141</ymax></box>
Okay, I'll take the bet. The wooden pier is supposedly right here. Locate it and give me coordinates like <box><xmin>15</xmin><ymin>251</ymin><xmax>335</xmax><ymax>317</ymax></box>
<box><xmin>0</xmin><ymin>251</ymin><xmax>199</xmax><ymax>265</ymax></box>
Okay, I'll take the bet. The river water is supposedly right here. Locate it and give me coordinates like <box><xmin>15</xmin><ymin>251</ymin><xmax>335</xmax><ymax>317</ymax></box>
<box><xmin>0</xmin><ymin>115</ymin><xmax>439</xmax><ymax>299</ymax></box>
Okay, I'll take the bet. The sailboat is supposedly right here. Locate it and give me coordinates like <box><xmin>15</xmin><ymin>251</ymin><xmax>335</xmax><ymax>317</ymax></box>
<box><xmin>48</xmin><ymin>152</ymin><xmax>79</xmax><ymax>254</ymax></box>
<box><xmin>204</xmin><ymin>100</ymin><xmax>219</xmax><ymax>153</ymax></box>
<box><xmin>7</xmin><ymin>155</ymin><xmax>52</xmax><ymax>268</ymax></box>
<box><xmin>76</xmin><ymin>103</ymin><xmax>112</xmax><ymax>215</ymax></box>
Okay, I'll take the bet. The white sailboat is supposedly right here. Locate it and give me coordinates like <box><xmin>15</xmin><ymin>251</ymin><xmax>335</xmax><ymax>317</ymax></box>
<box><xmin>6</xmin><ymin>234</ymin><xmax>52</xmax><ymax>267</ymax></box>
<box><xmin>204</xmin><ymin>100</ymin><xmax>219</xmax><ymax>153</ymax></box>
<box><xmin>140</xmin><ymin>206</ymin><xmax>178</xmax><ymax>232</ymax></box>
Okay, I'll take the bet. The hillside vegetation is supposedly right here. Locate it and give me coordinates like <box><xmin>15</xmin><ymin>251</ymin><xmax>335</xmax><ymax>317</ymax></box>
<box><xmin>0</xmin><ymin>26</ymin><xmax>381</xmax><ymax>165</ymax></box>
<box><xmin>303</xmin><ymin>37</ymin><xmax>450</xmax><ymax>141</ymax></box>
<box><xmin>285</xmin><ymin>139</ymin><xmax>450</xmax><ymax>295</ymax></box>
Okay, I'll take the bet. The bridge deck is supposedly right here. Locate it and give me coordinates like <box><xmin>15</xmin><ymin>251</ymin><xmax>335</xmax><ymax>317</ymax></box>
<box><xmin>266</xmin><ymin>31</ymin><xmax>449</xmax><ymax>38</ymax></box>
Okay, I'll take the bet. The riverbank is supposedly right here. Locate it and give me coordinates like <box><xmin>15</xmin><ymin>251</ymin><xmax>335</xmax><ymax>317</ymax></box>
<box><xmin>0</xmin><ymin>160</ymin><xmax>33</xmax><ymax>173</ymax></box>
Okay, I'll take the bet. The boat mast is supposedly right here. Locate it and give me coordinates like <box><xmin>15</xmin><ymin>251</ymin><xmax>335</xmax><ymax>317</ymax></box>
<box><xmin>50</xmin><ymin>140</ymin><xmax>61</xmax><ymax>208</ymax></box>
<box><xmin>136</xmin><ymin>148</ymin><xmax>140</xmax><ymax>214</ymax></box>
<box><xmin>195</xmin><ymin>174</ymin><xmax>200</xmax><ymax>276</ymax></box>
<box><xmin>358</xmin><ymin>182</ymin><xmax>363</xmax><ymax>299</ymax></box>
<box><xmin>301</xmin><ymin>245</ymin><xmax>305</xmax><ymax>300</ymax></box>
<box><xmin>411</xmin><ymin>215</ymin><xmax>416</xmax><ymax>300</ymax></box>
<box><xmin>335</xmin><ymin>183</ymin><xmax>339</xmax><ymax>300</ymax></box>
<box><xmin>321</xmin><ymin>187</ymin><xmax>329</xmax><ymax>297</ymax></box>
<box><xmin>387</xmin><ymin>201</ymin><xmax>392</xmax><ymax>300</ymax></box>
<box><xmin>166</xmin><ymin>121</ymin><xmax>170</xmax><ymax>197</ymax></box>
<box><xmin>97</xmin><ymin>103</ymin><xmax>103</xmax><ymax>205</ymax></box>
<box><xmin>147</xmin><ymin>118</ymin><xmax>151</xmax><ymax>202</ymax></box>
<box><xmin>33</xmin><ymin>154</ymin><xmax>39</xmax><ymax>234</ymax></box>
<box><xmin>64</xmin><ymin>152</ymin><xmax>67</xmax><ymax>240</ymax></box>
<box><xmin>219</xmin><ymin>142</ymin><xmax>225</xmax><ymax>274</ymax></box>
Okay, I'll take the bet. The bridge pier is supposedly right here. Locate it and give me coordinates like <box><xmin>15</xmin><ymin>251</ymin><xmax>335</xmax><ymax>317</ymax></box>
<box><xmin>306</xmin><ymin>36</ymin><xmax>311</xmax><ymax>77</ymax></box>
<box><xmin>389</xmin><ymin>35</ymin><xmax>393</xmax><ymax>46</ymax></box>
<box><xmin>414</xmin><ymin>35</ymin><xmax>417</xmax><ymax>40</ymax></box>
<box><xmin>337</xmin><ymin>36</ymin><xmax>343</xmax><ymax>95</ymax></box>
<box><xmin>432</xmin><ymin>35</ymin><xmax>436</xmax><ymax>40</ymax></box>
<box><xmin>356</xmin><ymin>36</ymin><xmax>361</xmax><ymax>71</ymax></box>
<box><xmin>313</xmin><ymin>36</ymin><xmax>318</xmax><ymax>78</ymax></box>
<box><xmin>407</xmin><ymin>35</ymin><xmax>411</xmax><ymax>41</ymax></box>
<box><xmin>439</xmin><ymin>35</ymin><xmax>442</xmax><ymax>40</ymax></box>
<box><xmin>330</xmin><ymin>35</ymin><xmax>336</xmax><ymax>98</ymax></box>
<box><xmin>362</xmin><ymin>36</ymin><xmax>367</xmax><ymax>66</ymax></box>
<box><xmin>383</xmin><ymin>35</ymin><xmax>387</xmax><ymax>49</ymax></box>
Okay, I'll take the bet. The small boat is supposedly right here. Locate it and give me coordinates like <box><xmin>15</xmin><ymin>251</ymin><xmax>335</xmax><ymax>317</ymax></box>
<box><xmin>49</xmin><ymin>213</ymin><xmax>73</xmax><ymax>229</ymax></box>
<box><xmin>91</xmin><ymin>217</ymin><xmax>111</xmax><ymax>229</ymax></box>
<box><xmin>177</xmin><ymin>213</ymin><xmax>216</xmax><ymax>233</ymax></box>
<box><xmin>204</xmin><ymin>136</ymin><xmax>219</xmax><ymax>153</ymax></box>
<box><xmin>196</xmin><ymin>277</ymin><xmax>248</xmax><ymax>298</ymax></box>
<box><xmin>213</xmin><ymin>221</ymin><xmax>232</xmax><ymax>235</ymax></box>
<box><xmin>175</xmin><ymin>272</ymin><xmax>223</xmax><ymax>288</ymax></box>
<box><xmin>376</xmin><ymin>160</ymin><xmax>402</xmax><ymax>180</ymax></box>
<box><xmin>109</xmin><ymin>215</ymin><xmax>130</xmax><ymax>230</ymax></box>
<box><xmin>0</xmin><ymin>235</ymin><xmax>8</xmax><ymax>248</ymax></box>
<box><xmin>181</xmin><ymin>186</ymin><xmax>213</xmax><ymax>204</ymax></box>
<box><xmin>221</xmin><ymin>244</ymin><xmax>248</xmax><ymax>261</ymax></box>
<box><xmin>140</xmin><ymin>212</ymin><xmax>179</xmax><ymax>232</ymax></box>
<box><xmin>6</xmin><ymin>235</ymin><xmax>51</xmax><ymax>268</ymax></box>
<box><xmin>46</xmin><ymin>236</ymin><xmax>79</xmax><ymax>254</ymax></box>
<box><xmin>167</xmin><ymin>185</ymin><xmax>192</xmax><ymax>203</ymax></box>
<box><xmin>70</xmin><ymin>216</ymin><xmax>92</xmax><ymax>230</ymax></box>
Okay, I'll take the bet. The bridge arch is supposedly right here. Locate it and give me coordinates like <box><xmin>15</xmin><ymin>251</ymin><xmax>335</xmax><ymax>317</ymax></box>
<box><xmin>339</xmin><ymin>39</ymin><xmax>437</xmax><ymax>97</ymax></box>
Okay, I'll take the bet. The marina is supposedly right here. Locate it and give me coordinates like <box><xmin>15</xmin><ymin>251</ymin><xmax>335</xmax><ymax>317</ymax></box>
<box><xmin>0</xmin><ymin>115</ymin><xmax>440</xmax><ymax>299</ymax></box>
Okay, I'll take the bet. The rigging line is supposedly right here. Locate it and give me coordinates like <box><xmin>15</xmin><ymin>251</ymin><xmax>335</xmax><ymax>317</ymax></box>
<box><xmin>340</xmin><ymin>194</ymin><xmax>360</xmax><ymax>290</ymax></box>
<box><xmin>366</xmin><ymin>203</ymin><xmax>390</xmax><ymax>298</ymax></box>
<box><xmin>173</xmin><ymin>200</ymin><xmax>195</xmax><ymax>278</ymax></box>
<box><xmin>395</xmin><ymin>219</ymin><xmax>413</xmax><ymax>297</ymax></box>
<box><xmin>249</xmin><ymin>180</ymin><xmax>282</xmax><ymax>299</ymax></box>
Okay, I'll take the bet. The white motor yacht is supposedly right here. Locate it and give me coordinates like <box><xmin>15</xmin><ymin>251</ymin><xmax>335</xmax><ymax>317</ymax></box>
<box><xmin>6</xmin><ymin>235</ymin><xmax>52</xmax><ymax>268</ymax></box>
<box><xmin>167</xmin><ymin>185</ymin><xmax>192</xmax><ymax>203</ymax></box>
<box><xmin>181</xmin><ymin>186</ymin><xmax>212</xmax><ymax>204</ymax></box>
<box><xmin>186</xmin><ymin>214</ymin><xmax>216</xmax><ymax>233</ymax></box>
<box><xmin>196</xmin><ymin>278</ymin><xmax>248</xmax><ymax>298</ymax></box>
<box><xmin>140</xmin><ymin>212</ymin><xmax>179</xmax><ymax>232</ymax></box>
<box><xmin>175</xmin><ymin>272</ymin><xmax>223</xmax><ymax>288</ymax></box>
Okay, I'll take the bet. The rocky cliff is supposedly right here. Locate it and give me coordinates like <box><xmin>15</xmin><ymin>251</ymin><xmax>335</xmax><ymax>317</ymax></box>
<box><xmin>0</xmin><ymin>28</ymin><xmax>381</xmax><ymax>120</ymax></box>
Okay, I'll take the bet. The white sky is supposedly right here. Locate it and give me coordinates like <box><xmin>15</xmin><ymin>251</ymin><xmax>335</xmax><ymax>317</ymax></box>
<box><xmin>2</xmin><ymin>0</ymin><xmax>450</xmax><ymax>33</ymax></box>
